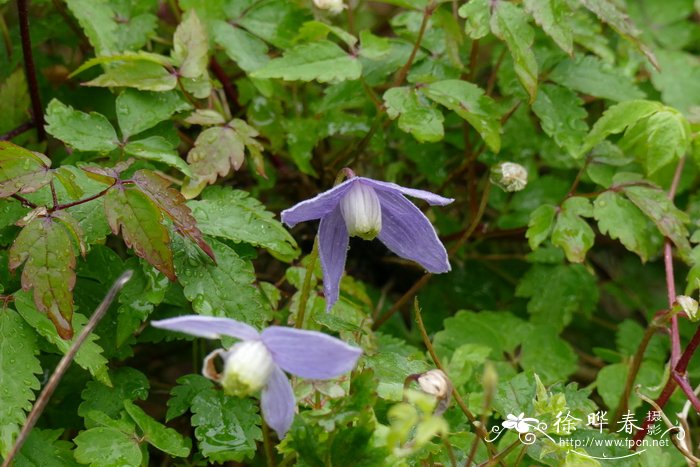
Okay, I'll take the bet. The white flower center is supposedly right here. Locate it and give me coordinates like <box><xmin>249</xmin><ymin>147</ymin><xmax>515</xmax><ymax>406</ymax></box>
<box><xmin>313</xmin><ymin>0</ymin><xmax>345</xmax><ymax>14</ymax></box>
<box><xmin>221</xmin><ymin>340</ymin><xmax>275</xmax><ymax>396</ymax></box>
<box><xmin>340</xmin><ymin>182</ymin><xmax>382</xmax><ymax>240</ymax></box>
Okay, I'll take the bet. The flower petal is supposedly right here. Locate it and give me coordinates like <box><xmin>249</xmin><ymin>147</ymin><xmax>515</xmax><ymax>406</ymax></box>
<box><xmin>261</xmin><ymin>327</ymin><xmax>362</xmax><ymax>379</ymax></box>
<box><xmin>318</xmin><ymin>205</ymin><xmax>349</xmax><ymax>311</ymax></box>
<box><xmin>360</xmin><ymin>178</ymin><xmax>454</xmax><ymax>206</ymax></box>
<box><xmin>261</xmin><ymin>365</ymin><xmax>296</xmax><ymax>439</ymax></box>
<box><xmin>375</xmin><ymin>189</ymin><xmax>451</xmax><ymax>273</ymax></box>
<box><xmin>281</xmin><ymin>179</ymin><xmax>355</xmax><ymax>227</ymax></box>
<box><xmin>151</xmin><ymin>316</ymin><xmax>260</xmax><ymax>341</ymax></box>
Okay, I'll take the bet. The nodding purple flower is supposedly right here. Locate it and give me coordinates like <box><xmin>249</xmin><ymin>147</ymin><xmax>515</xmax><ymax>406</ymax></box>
<box><xmin>152</xmin><ymin>316</ymin><xmax>362</xmax><ymax>438</ymax></box>
<box><xmin>282</xmin><ymin>175</ymin><xmax>454</xmax><ymax>310</ymax></box>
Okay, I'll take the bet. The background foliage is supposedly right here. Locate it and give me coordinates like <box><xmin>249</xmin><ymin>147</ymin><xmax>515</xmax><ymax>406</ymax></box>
<box><xmin>1</xmin><ymin>0</ymin><xmax>700</xmax><ymax>465</ymax></box>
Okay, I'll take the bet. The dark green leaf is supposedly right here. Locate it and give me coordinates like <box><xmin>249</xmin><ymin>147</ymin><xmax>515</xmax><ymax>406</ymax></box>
<box><xmin>551</xmin><ymin>197</ymin><xmax>595</xmax><ymax>263</ymax></box>
<box><xmin>124</xmin><ymin>136</ymin><xmax>191</xmax><ymax>176</ymax></box>
<box><xmin>123</xmin><ymin>400</ymin><xmax>191</xmax><ymax>457</ymax></box>
<box><xmin>550</xmin><ymin>56</ymin><xmax>645</xmax><ymax>103</ymax></box>
<box><xmin>531</xmin><ymin>83</ymin><xmax>588</xmax><ymax>157</ymax></box>
<box><xmin>166</xmin><ymin>374</ymin><xmax>214</xmax><ymax>421</ymax></box>
<box><xmin>14</xmin><ymin>428</ymin><xmax>78</xmax><ymax>467</ymax></box>
<box><xmin>116</xmin><ymin>89</ymin><xmax>191</xmax><ymax>139</ymax></box>
<box><xmin>523</xmin><ymin>0</ymin><xmax>573</xmax><ymax>54</ymax></box>
<box><xmin>593</xmin><ymin>191</ymin><xmax>656</xmax><ymax>261</ymax></box>
<box><xmin>526</xmin><ymin>204</ymin><xmax>557</xmax><ymax>250</ymax></box>
<box><xmin>213</xmin><ymin>21</ymin><xmax>269</xmax><ymax>72</ymax></box>
<box><xmin>45</xmin><ymin>100</ymin><xmax>119</xmax><ymax>153</ymax></box>
<box><xmin>0</xmin><ymin>69</ymin><xmax>30</xmax><ymax>135</ymax></box>
<box><xmin>383</xmin><ymin>87</ymin><xmax>444</xmax><ymax>143</ymax></box>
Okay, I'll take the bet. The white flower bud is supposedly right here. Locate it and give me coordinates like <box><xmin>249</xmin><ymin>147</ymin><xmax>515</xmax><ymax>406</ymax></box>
<box><xmin>340</xmin><ymin>182</ymin><xmax>382</xmax><ymax>240</ymax></box>
<box><xmin>416</xmin><ymin>369</ymin><xmax>452</xmax><ymax>415</ymax></box>
<box><xmin>221</xmin><ymin>340</ymin><xmax>275</xmax><ymax>396</ymax></box>
<box><xmin>677</xmin><ymin>295</ymin><xmax>699</xmax><ymax>321</ymax></box>
<box><xmin>313</xmin><ymin>0</ymin><xmax>345</xmax><ymax>14</ymax></box>
<box><xmin>491</xmin><ymin>162</ymin><xmax>528</xmax><ymax>192</ymax></box>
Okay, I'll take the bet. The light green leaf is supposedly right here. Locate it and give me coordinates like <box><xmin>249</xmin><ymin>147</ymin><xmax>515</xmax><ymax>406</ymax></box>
<box><xmin>651</xmin><ymin>50</ymin><xmax>700</xmax><ymax>115</ymax></box>
<box><xmin>0</xmin><ymin>142</ymin><xmax>53</xmax><ymax>198</ymax></box>
<box><xmin>64</xmin><ymin>0</ymin><xmax>118</xmax><ymax>55</ymax></box>
<box><xmin>490</xmin><ymin>2</ymin><xmax>538</xmax><ymax>102</ymax></box>
<box><xmin>365</xmin><ymin>334</ymin><xmax>430</xmax><ymax>401</ymax></box>
<box><xmin>423</xmin><ymin>80</ymin><xmax>501</xmax><ymax>152</ymax></box>
<box><xmin>296</xmin><ymin>20</ymin><xmax>358</xmax><ymax>48</ymax></box>
<box><xmin>213</xmin><ymin>21</ymin><xmax>269</xmax><ymax>73</ymax></box>
<box><xmin>235</xmin><ymin>0</ymin><xmax>311</xmax><ymax>49</ymax></box>
<box><xmin>123</xmin><ymin>400</ymin><xmax>191</xmax><ymax>457</ymax></box>
<box><xmin>116</xmin><ymin>89</ymin><xmax>191</xmax><ymax>139</ymax></box>
<box><xmin>74</xmin><ymin>427</ymin><xmax>142</xmax><ymax>467</ymax></box>
<box><xmin>14</xmin><ymin>291</ymin><xmax>111</xmax><ymax>385</ymax></box>
<box><xmin>84</xmin><ymin>60</ymin><xmax>177</xmax><ymax>92</ymax></box>
<box><xmin>526</xmin><ymin>204</ymin><xmax>557</xmax><ymax>250</ymax></box>
<box><xmin>520</xmin><ymin>325</ymin><xmax>577</xmax><ymax>383</ymax></box>
<box><xmin>172</xmin><ymin>10</ymin><xmax>209</xmax><ymax>79</ymax></box>
<box><xmin>188</xmin><ymin>186</ymin><xmax>299</xmax><ymax>262</ymax></box>
<box><xmin>551</xmin><ymin>197</ymin><xmax>595</xmax><ymax>263</ymax></box>
<box><xmin>173</xmin><ymin>236</ymin><xmax>272</xmax><ymax>328</ymax></box>
<box><xmin>359</xmin><ymin>30</ymin><xmax>391</xmax><ymax>60</ymax></box>
<box><xmin>252</xmin><ymin>40</ymin><xmax>362</xmax><ymax>83</ymax></box>
<box><xmin>383</xmin><ymin>87</ymin><xmax>444</xmax><ymax>143</ymax></box>
<box><xmin>523</xmin><ymin>0</ymin><xmax>573</xmax><ymax>54</ymax></box>
<box><xmin>594</xmin><ymin>191</ymin><xmax>656</xmax><ymax>261</ymax></box>
<box><xmin>124</xmin><ymin>136</ymin><xmax>191</xmax><ymax>176</ymax></box>
<box><xmin>458</xmin><ymin>0</ymin><xmax>490</xmax><ymax>39</ymax></box>
<box><xmin>0</xmin><ymin>309</ymin><xmax>41</xmax><ymax>457</ymax></box>
<box><xmin>0</xmin><ymin>68</ymin><xmax>30</xmax><ymax>135</ymax></box>
<box><xmin>45</xmin><ymin>99</ymin><xmax>119</xmax><ymax>153</ymax></box>
<box><xmin>531</xmin><ymin>83</ymin><xmax>588</xmax><ymax>157</ymax></box>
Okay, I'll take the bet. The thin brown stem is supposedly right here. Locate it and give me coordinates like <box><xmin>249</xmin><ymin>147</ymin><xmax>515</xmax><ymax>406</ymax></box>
<box><xmin>17</xmin><ymin>0</ymin><xmax>46</xmax><ymax>141</ymax></box>
<box><xmin>49</xmin><ymin>180</ymin><xmax>58</xmax><ymax>209</ymax></box>
<box><xmin>477</xmin><ymin>438</ymin><xmax>520</xmax><ymax>467</ymax></box>
<box><xmin>11</xmin><ymin>193</ymin><xmax>38</xmax><ymax>209</ymax></box>
<box><xmin>209</xmin><ymin>57</ymin><xmax>239</xmax><ymax>111</ymax></box>
<box><xmin>392</xmin><ymin>2</ymin><xmax>434</xmax><ymax>87</ymax></box>
<box><xmin>0</xmin><ymin>121</ymin><xmax>34</xmax><ymax>141</ymax></box>
<box><xmin>50</xmin><ymin>184</ymin><xmax>114</xmax><ymax>211</ymax></box>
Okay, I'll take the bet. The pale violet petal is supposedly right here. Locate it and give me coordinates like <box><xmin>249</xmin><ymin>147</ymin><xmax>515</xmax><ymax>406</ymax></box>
<box><xmin>281</xmin><ymin>179</ymin><xmax>355</xmax><ymax>227</ymax></box>
<box><xmin>359</xmin><ymin>177</ymin><xmax>454</xmax><ymax>206</ymax></box>
<box><xmin>318</xmin><ymin>205</ymin><xmax>349</xmax><ymax>311</ymax></box>
<box><xmin>261</xmin><ymin>365</ymin><xmax>296</xmax><ymax>438</ymax></box>
<box><xmin>151</xmin><ymin>316</ymin><xmax>260</xmax><ymax>341</ymax></box>
<box><xmin>261</xmin><ymin>327</ymin><xmax>362</xmax><ymax>379</ymax></box>
<box><xmin>375</xmin><ymin>189</ymin><xmax>451</xmax><ymax>273</ymax></box>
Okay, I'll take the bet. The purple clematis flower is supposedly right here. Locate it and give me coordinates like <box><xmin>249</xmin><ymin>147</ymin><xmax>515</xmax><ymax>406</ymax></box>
<box><xmin>151</xmin><ymin>316</ymin><xmax>362</xmax><ymax>438</ymax></box>
<box><xmin>282</xmin><ymin>175</ymin><xmax>454</xmax><ymax>310</ymax></box>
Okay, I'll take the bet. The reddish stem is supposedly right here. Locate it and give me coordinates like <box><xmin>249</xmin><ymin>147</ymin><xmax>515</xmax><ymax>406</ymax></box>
<box><xmin>17</xmin><ymin>0</ymin><xmax>46</xmax><ymax>141</ymax></box>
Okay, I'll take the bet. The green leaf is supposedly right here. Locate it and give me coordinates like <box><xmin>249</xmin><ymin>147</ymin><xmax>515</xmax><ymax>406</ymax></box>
<box><xmin>84</xmin><ymin>60</ymin><xmax>177</xmax><ymax>92</ymax></box>
<box><xmin>64</xmin><ymin>0</ymin><xmax>118</xmax><ymax>56</ymax></box>
<box><xmin>9</xmin><ymin>214</ymin><xmax>82</xmax><ymax>339</ymax></box>
<box><xmin>458</xmin><ymin>0</ymin><xmax>490</xmax><ymax>39</ymax></box>
<box><xmin>104</xmin><ymin>186</ymin><xmax>175</xmax><ymax>280</ymax></box>
<box><xmin>74</xmin><ymin>427</ymin><xmax>142</xmax><ymax>467</ymax></box>
<box><xmin>234</xmin><ymin>0</ymin><xmax>311</xmax><ymax>49</ymax></box>
<box><xmin>531</xmin><ymin>84</ymin><xmax>588</xmax><ymax>157</ymax></box>
<box><xmin>365</xmin><ymin>334</ymin><xmax>430</xmax><ymax>401</ymax></box>
<box><xmin>490</xmin><ymin>2</ymin><xmax>538</xmax><ymax>102</ymax></box>
<box><xmin>550</xmin><ymin>56</ymin><xmax>645</xmax><ymax>103</ymax></box>
<box><xmin>579</xmin><ymin>99</ymin><xmax>663</xmax><ymax>156</ymax></box>
<box><xmin>520</xmin><ymin>324</ymin><xmax>577</xmax><ymax>383</ymax></box>
<box><xmin>0</xmin><ymin>142</ymin><xmax>53</xmax><ymax>198</ymax></box>
<box><xmin>551</xmin><ymin>197</ymin><xmax>595</xmax><ymax>263</ymax></box>
<box><xmin>14</xmin><ymin>428</ymin><xmax>78</xmax><ymax>467</ymax></box>
<box><xmin>78</xmin><ymin>367</ymin><xmax>149</xmax><ymax>425</ymax></box>
<box><xmin>296</xmin><ymin>20</ymin><xmax>358</xmax><ymax>48</ymax></box>
<box><xmin>166</xmin><ymin>374</ymin><xmax>214</xmax><ymax>421</ymax></box>
<box><xmin>0</xmin><ymin>68</ymin><xmax>30</xmax><ymax>135</ymax></box>
<box><xmin>172</xmin><ymin>10</ymin><xmax>209</xmax><ymax>79</ymax></box>
<box><xmin>190</xmin><ymin>389</ymin><xmax>263</xmax><ymax>463</ymax></box>
<box><xmin>0</xmin><ymin>309</ymin><xmax>41</xmax><ymax>457</ymax></box>
<box><xmin>650</xmin><ymin>50</ymin><xmax>700</xmax><ymax>115</ymax></box>
<box><xmin>596</xmin><ymin>361</ymin><xmax>664</xmax><ymax>414</ymax></box>
<box><xmin>173</xmin><ymin>236</ymin><xmax>272</xmax><ymax>328</ymax></box>
<box><xmin>124</xmin><ymin>136</ymin><xmax>191</xmax><ymax>176</ymax></box>
<box><xmin>383</xmin><ymin>87</ymin><xmax>444</xmax><ymax>143</ymax></box>
<box><xmin>45</xmin><ymin>99</ymin><xmax>119</xmax><ymax>153</ymax></box>
<box><xmin>188</xmin><ymin>186</ymin><xmax>299</xmax><ymax>262</ymax></box>
<box><xmin>213</xmin><ymin>21</ymin><xmax>269</xmax><ymax>72</ymax></box>
<box><xmin>423</xmin><ymin>80</ymin><xmax>501</xmax><ymax>152</ymax></box>
<box><xmin>526</xmin><ymin>204</ymin><xmax>557</xmax><ymax>250</ymax></box>
<box><xmin>359</xmin><ymin>30</ymin><xmax>391</xmax><ymax>60</ymax></box>
<box><xmin>116</xmin><ymin>89</ymin><xmax>191</xmax><ymax>139</ymax></box>
<box><xmin>252</xmin><ymin>40</ymin><xmax>362</xmax><ymax>83</ymax></box>
<box><xmin>14</xmin><ymin>291</ymin><xmax>111</xmax><ymax>385</ymax></box>
<box><xmin>593</xmin><ymin>191</ymin><xmax>656</xmax><ymax>261</ymax></box>
<box><xmin>623</xmin><ymin>185</ymin><xmax>691</xmax><ymax>258</ymax></box>
<box><xmin>523</xmin><ymin>0</ymin><xmax>573</xmax><ymax>54</ymax></box>
<box><xmin>123</xmin><ymin>400</ymin><xmax>191</xmax><ymax>457</ymax></box>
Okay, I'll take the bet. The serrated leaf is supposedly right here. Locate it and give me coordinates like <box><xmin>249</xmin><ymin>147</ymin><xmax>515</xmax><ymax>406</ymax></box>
<box><xmin>383</xmin><ymin>87</ymin><xmax>444</xmax><ymax>143</ymax></box>
<box><xmin>235</xmin><ymin>0</ymin><xmax>312</xmax><ymax>49</ymax></box>
<box><xmin>531</xmin><ymin>84</ymin><xmax>588</xmax><ymax>157</ymax></box>
<box><xmin>423</xmin><ymin>79</ymin><xmax>501</xmax><ymax>152</ymax></box>
<box><xmin>296</xmin><ymin>20</ymin><xmax>358</xmax><ymax>48</ymax></box>
<box><xmin>0</xmin><ymin>309</ymin><xmax>41</xmax><ymax>457</ymax></box>
<box><xmin>551</xmin><ymin>197</ymin><xmax>595</xmax><ymax>263</ymax></box>
<box><xmin>190</xmin><ymin>389</ymin><xmax>263</xmax><ymax>463</ymax></box>
<box><xmin>188</xmin><ymin>186</ymin><xmax>299</xmax><ymax>262</ymax></box>
<box><xmin>9</xmin><ymin>215</ymin><xmax>82</xmax><ymax>338</ymax></box>
<box><xmin>45</xmin><ymin>99</ymin><xmax>119</xmax><ymax>153</ymax></box>
<box><xmin>212</xmin><ymin>21</ymin><xmax>269</xmax><ymax>73</ymax></box>
<box><xmin>172</xmin><ymin>10</ymin><xmax>208</xmax><ymax>79</ymax></box>
<box><xmin>166</xmin><ymin>374</ymin><xmax>214</xmax><ymax>421</ymax></box>
<box><xmin>14</xmin><ymin>428</ymin><xmax>78</xmax><ymax>467</ymax></box>
<box><xmin>123</xmin><ymin>400</ymin><xmax>191</xmax><ymax>457</ymax></box>
<box><xmin>124</xmin><ymin>136</ymin><xmax>191</xmax><ymax>176</ymax></box>
<box><xmin>74</xmin><ymin>427</ymin><xmax>142</xmax><ymax>467</ymax></box>
<box><xmin>104</xmin><ymin>186</ymin><xmax>175</xmax><ymax>280</ymax></box>
<box><xmin>0</xmin><ymin>68</ymin><xmax>30</xmax><ymax>135</ymax></box>
<box><xmin>623</xmin><ymin>185</ymin><xmax>691</xmax><ymax>258</ymax></box>
<box><xmin>14</xmin><ymin>291</ymin><xmax>111</xmax><ymax>385</ymax></box>
<box><xmin>550</xmin><ymin>55</ymin><xmax>645</xmax><ymax>103</ymax></box>
<box><xmin>84</xmin><ymin>60</ymin><xmax>177</xmax><ymax>92</ymax></box>
<box><xmin>252</xmin><ymin>40</ymin><xmax>362</xmax><ymax>83</ymax></box>
<box><xmin>458</xmin><ymin>0</ymin><xmax>490</xmax><ymax>39</ymax></box>
<box><xmin>526</xmin><ymin>204</ymin><xmax>557</xmax><ymax>250</ymax></box>
<box><xmin>520</xmin><ymin>324</ymin><xmax>577</xmax><ymax>383</ymax></box>
<box><xmin>132</xmin><ymin>170</ymin><xmax>214</xmax><ymax>260</ymax></box>
<box><xmin>79</xmin><ymin>367</ymin><xmax>149</xmax><ymax>425</ymax></box>
<box><xmin>174</xmin><ymin>236</ymin><xmax>271</xmax><ymax>327</ymax></box>
<box><xmin>523</xmin><ymin>0</ymin><xmax>573</xmax><ymax>54</ymax></box>
<box><xmin>116</xmin><ymin>89</ymin><xmax>191</xmax><ymax>139</ymax></box>
<box><xmin>0</xmin><ymin>142</ymin><xmax>53</xmax><ymax>198</ymax></box>
<box><xmin>359</xmin><ymin>30</ymin><xmax>391</xmax><ymax>60</ymax></box>
<box><xmin>594</xmin><ymin>191</ymin><xmax>656</xmax><ymax>261</ymax></box>
<box><xmin>64</xmin><ymin>0</ymin><xmax>118</xmax><ymax>56</ymax></box>
<box><xmin>490</xmin><ymin>2</ymin><xmax>538</xmax><ymax>102</ymax></box>
<box><xmin>366</xmin><ymin>334</ymin><xmax>430</xmax><ymax>400</ymax></box>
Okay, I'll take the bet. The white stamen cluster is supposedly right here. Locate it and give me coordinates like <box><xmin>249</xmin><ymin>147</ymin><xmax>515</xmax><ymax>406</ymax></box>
<box><xmin>221</xmin><ymin>340</ymin><xmax>275</xmax><ymax>396</ymax></box>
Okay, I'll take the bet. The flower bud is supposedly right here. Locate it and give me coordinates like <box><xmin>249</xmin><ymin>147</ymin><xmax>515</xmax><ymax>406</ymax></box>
<box><xmin>677</xmin><ymin>295</ymin><xmax>699</xmax><ymax>322</ymax></box>
<box><xmin>416</xmin><ymin>369</ymin><xmax>452</xmax><ymax>415</ymax></box>
<box><xmin>220</xmin><ymin>340</ymin><xmax>275</xmax><ymax>396</ymax></box>
<box><xmin>340</xmin><ymin>182</ymin><xmax>382</xmax><ymax>240</ymax></box>
<box><xmin>313</xmin><ymin>0</ymin><xmax>345</xmax><ymax>14</ymax></box>
<box><xmin>490</xmin><ymin>162</ymin><xmax>528</xmax><ymax>192</ymax></box>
